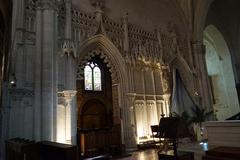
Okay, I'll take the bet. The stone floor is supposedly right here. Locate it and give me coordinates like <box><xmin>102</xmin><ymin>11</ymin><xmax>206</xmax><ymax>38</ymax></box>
<box><xmin>114</xmin><ymin>142</ymin><xmax>208</xmax><ymax>160</ymax></box>
<box><xmin>115</xmin><ymin>149</ymin><xmax>158</xmax><ymax>160</ymax></box>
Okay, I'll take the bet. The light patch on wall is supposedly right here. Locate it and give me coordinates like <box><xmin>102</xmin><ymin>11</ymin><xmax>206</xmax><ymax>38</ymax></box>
<box><xmin>204</xmin><ymin>25</ymin><xmax>240</xmax><ymax>120</ymax></box>
<box><xmin>57</xmin><ymin>104</ymin><xmax>67</xmax><ymax>144</ymax></box>
<box><xmin>134</xmin><ymin>98</ymin><xmax>170</xmax><ymax>144</ymax></box>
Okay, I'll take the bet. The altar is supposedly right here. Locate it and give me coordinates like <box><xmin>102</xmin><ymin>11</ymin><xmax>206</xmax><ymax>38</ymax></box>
<box><xmin>203</xmin><ymin>120</ymin><xmax>240</xmax><ymax>148</ymax></box>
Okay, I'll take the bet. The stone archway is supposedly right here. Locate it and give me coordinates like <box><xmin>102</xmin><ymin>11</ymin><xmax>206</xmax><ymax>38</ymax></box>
<box><xmin>76</xmin><ymin>34</ymin><xmax>136</xmax><ymax>150</ymax></box>
<box><xmin>204</xmin><ymin>25</ymin><xmax>240</xmax><ymax>120</ymax></box>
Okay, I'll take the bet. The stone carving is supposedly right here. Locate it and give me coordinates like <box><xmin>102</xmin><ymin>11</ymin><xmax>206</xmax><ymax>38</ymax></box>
<box><xmin>102</xmin><ymin>15</ymin><xmax>124</xmax><ymax>52</ymax></box>
<box><xmin>128</xmin><ymin>23</ymin><xmax>160</xmax><ymax>63</ymax></box>
<box><xmin>24</xmin><ymin>0</ymin><xmax>192</xmax><ymax>72</ymax></box>
<box><xmin>72</xmin><ymin>7</ymin><xmax>96</xmax><ymax>42</ymax></box>
<box><xmin>22</xmin><ymin>0</ymin><xmax>196</xmax><ymax>115</ymax></box>
<box><xmin>61</xmin><ymin>39</ymin><xmax>76</xmax><ymax>58</ymax></box>
<box><xmin>26</xmin><ymin>0</ymin><xmax>36</xmax><ymax>13</ymax></box>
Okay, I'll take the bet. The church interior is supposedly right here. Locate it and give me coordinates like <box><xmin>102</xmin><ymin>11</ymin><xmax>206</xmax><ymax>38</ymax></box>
<box><xmin>1</xmin><ymin>0</ymin><xmax>240</xmax><ymax>160</ymax></box>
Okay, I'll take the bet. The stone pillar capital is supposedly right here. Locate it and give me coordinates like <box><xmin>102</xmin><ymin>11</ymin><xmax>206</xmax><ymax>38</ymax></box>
<box><xmin>63</xmin><ymin>90</ymin><xmax>77</xmax><ymax>103</ymax></box>
<box><xmin>58</xmin><ymin>90</ymin><xmax>77</xmax><ymax>104</ymax></box>
<box><xmin>126</xmin><ymin>93</ymin><xmax>136</xmax><ymax>104</ymax></box>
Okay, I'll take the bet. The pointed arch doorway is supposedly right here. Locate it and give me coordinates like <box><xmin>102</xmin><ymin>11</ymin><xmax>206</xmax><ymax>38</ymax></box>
<box><xmin>75</xmin><ymin>34</ymin><xmax>133</xmax><ymax>155</ymax></box>
<box><xmin>204</xmin><ymin>25</ymin><xmax>240</xmax><ymax>120</ymax></box>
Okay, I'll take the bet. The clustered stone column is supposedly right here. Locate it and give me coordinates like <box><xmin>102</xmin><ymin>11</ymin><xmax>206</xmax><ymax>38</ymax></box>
<box><xmin>34</xmin><ymin>0</ymin><xmax>58</xmax><ymax>141</ymax></box>
<box><xmin>61</xmin><ymin>0</ymin><xmax>78</xmax><ymax>145</ymax></box>
<box><xmin>192</xmin><ymin>41</ymin><xmax>213</xmax><ymax>111</ymax></box>
<box><xmin>126</xmin><ymin>93</ymin><xmax>137</xmax><ymax>146</ymax></box>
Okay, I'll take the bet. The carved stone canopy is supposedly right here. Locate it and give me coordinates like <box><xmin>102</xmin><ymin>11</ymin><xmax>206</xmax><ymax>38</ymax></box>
<box><xmin>61</xmin><ymin>39</ymin><xmax>76</xmax><ymax>58</ymax></box>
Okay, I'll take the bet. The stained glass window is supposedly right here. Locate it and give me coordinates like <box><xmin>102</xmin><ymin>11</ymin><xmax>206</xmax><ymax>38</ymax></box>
<box><xmin>93</xmin><ymin>67</ymin><xmax>101</xmax><ymax>91</ymax></box>
<box><xmin>84</xmin><ymin>65</ymin><xmax>92</xmax><ymax>90</ymax></box>
<box><xmin>84</xmin><ymin>62</ymin><xmax>102</xmax><ymax>91</ymax></box>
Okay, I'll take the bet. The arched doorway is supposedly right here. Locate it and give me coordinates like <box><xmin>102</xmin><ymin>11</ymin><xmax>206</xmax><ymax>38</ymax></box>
<box><xmin>77</xmin><ymin>55</ymin><xmax>113</xmax><ymax>131</ymax></box>
<box><xmin>76</xmin><ymin>34</ymin><xmax>133</xmax><ymax>155</ymax></box>
<box><xmin>204</xmin><ymin>25</ymin><xmax>240</xmax><ymax>120</ymax></box>
<box><xmin>81</xmin><ymin>99</ymin><xmax>109</xmax><ymax>129</ymax></box>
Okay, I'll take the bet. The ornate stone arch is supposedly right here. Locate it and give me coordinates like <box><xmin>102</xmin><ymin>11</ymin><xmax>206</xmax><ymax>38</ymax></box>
<box><xmin>76</xmin><ymin>34</ymin><xmax>127</xmax><ymax>87</ymax></box>
<box><xmin>76</xmin><ymin>34</ymin><xmax>135</xmax><ymax>148</ymax></box>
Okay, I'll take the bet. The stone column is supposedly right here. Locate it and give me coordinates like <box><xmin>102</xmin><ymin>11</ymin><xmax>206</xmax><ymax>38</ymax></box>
<box><xmin>126</xmin><ymin>63</ymin><xmax>135</xmax><ymax>93</ymax></box>
<box><xmin>144</xmin><ymin>67</ymin><xmax>155</xmax><ymax>95</ymax></box>
<box><xmin>34</xmin><ymin>2</ymin><xmax>42</xmax><ymax>141</ymax></box>
<box><xmin>61</xmin><ymin>0</ymin><xmax>78</xmax><ymax>145</ymax></box>
<box><xmin>10</xmin><ymin>0</ymin><xmax>25</xmax><ymax>87</ymax></box>
<box><xmin>122</xmin><ymin>92</ymin><xmax>137</xmax><ymax>150</ymax></box>
<box><xmin>156</xmin><ymin>100</ymin><xmax>165</xmax><ymax>120</ymax></box>
<box><xmin>192</xmin><ymin>41</ymin><xmax>213</xmax><ymax>111</ymax></box>
<box><xmin>153</xmin><ymin>68</ymin><xmax>164</xmax><ymax>96</ymax></box>
<box><xmin>156</xmin><ymin>28</ymin><xmax>163</xmax><ymax>60</ymax></box>
<box><xmin>0</xmin><ymin>84</ymin><xmax>11</xmax><ymax>158</ymax></box>
<box><xmin>63</xmin><ymin>90</ymin><xmax>77</xmax><ymax>144</ymax></box>
<box><xmin>126</xmin><ymin>93</ymin><xmax>137</xmax><ymax>142</ymax></box>
<box><xmin>34</xmin><ymin>0</ymin><xmax>58</xmax><ymax>141</ymax></box>
<box><xmin>11</xmin><ymin>0</ymin><xmax>24</xmax><ymax>32</ymax></box>
<box><xmin>146</xmin><ymin>100</ymin><xmax>158</xmax><ymax>133</ymax></box>
<box><xmin>163</xmin><ymin>94</ymin><xmax>170</xmax><ymax>117</ymax></box>
<box><xmin>65</xmin><ymin>0</ymin><xmax>72</xmax><ymax>40</ymax></box>
<box><xmin>134</xmin><ymin>66</ymin><xmax>145</xmax><ymax>94</ymax></box>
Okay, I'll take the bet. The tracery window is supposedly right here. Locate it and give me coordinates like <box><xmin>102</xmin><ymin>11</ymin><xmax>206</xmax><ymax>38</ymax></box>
<box><xmin>84</xmin><ymin>62</ymin><xmax>102</xmax><ymax>91</ymax></box>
